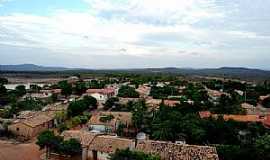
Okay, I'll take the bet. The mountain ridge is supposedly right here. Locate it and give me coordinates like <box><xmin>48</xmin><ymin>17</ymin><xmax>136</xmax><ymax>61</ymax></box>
<box><xmin>1</xmin><ymin>64</ymin><xmax>270</xmax><ymax>80</ymax></box>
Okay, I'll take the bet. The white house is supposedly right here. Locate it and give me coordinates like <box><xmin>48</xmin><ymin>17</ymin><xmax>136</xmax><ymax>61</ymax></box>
<box><xmin>86</xmin><ymin>88</ymin><xmax>115</xmax><ymax>103</ymax></box>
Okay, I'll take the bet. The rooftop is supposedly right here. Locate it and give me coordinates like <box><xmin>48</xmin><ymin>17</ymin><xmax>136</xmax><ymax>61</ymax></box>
<box><xmin>89</xmin><ymin>112</ymin><xmax>132</xmax><ymax>127</ymax></box>
<box><xmin>86</xmin><ymin>88</ymin><xmax>115</xmax><ymax>95</ymax></box>
<box><xmin>62</xmin><ymin>130</ymin><xmax>219</xmax><ymax>160</ymax></box>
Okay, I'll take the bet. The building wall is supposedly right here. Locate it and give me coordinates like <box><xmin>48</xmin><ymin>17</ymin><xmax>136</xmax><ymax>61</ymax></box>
<box><xmin>8</xmin><ymin>123</ymin><xmax>34</xmax><ymax>139</ymax></box>
<box><xmin>8</xmin><ymin>120</ymin><xmax>53</xmax><ymax>140</ymax></box>
<box><xmin>97</xmin><ymin>151</ymin><xmax>110</xmax><ymax>160</ymax></box>
<box><xmin>90</xmin><ymin>93</ymin><xmax>108</xmax><ymax>103</ymax></box>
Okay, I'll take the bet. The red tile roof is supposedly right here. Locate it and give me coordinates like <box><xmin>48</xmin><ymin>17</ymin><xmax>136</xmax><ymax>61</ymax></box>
<box><xmin>199</xmin><ymin>111</ymin><xmax>265</xmax><ymax>123</ymax></box>
<box><xmin>199</xmin><ymin>111</ymin><xmax>212</xmax><ymax>118</ymax></box>
<box><xmin>86</xmin><ymin>88</ymin><xmax>115</xmax><ymax>95</ymax></box>
<box><xmin>164</xmin><ymin>100</ymin><xmax>180</xmax><ymax>107</ymax></box>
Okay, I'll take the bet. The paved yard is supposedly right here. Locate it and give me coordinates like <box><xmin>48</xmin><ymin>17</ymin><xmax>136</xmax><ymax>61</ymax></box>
<box><xmin>0</xmin><ymin>140</ymin><xmax>43</xmax><ymax>160</ymax></box>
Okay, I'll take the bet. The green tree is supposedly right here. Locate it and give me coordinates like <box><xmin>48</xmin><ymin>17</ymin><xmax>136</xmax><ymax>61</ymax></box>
<box><xmin>71</xmin><ymin>116</ymin><xmax>82</xmax><ymax>126</ymax></box>
<box><xmin>118</xmin><ymin>86</ymin><xmax>139</xmax><ymax>98</ymax></box>
<box><xmin>132</xmin><ymin>100</ymin><xmax>147</xmax><ymax>131</ymax></box>
<box><xmin>0</xmin><ymin>84</ymin><xmax>7</xmax><ymax>95</ymax></box>
<box><xmin>0</xmin><ymin>77</ymin><xmax>8</xmax><ymax>85</ymax></box>
<box><xmin>150</xmin><ymin>85</ymin><xmax>179</xmax><ymax>99</ymax></box>
<box><xmin>67</xmin><ymin>100</ymin><xmax>88</xmax><ymax>117</ymax></box>
<box><xmin>58</xmin><ymin>80</ymin><xmax>72</xmax><ymax>96</ymax></box>
<box><xmin>49</xmin><ymin>93</ymin><xmax>58</xmax><ymax>103</ymax></box>
<box><xmin>30</xmin><ymin>84</ymin><xmax>41</xmax><ymax>93</ymax></box>
<box><xmin>15</xmin><ymin>85</ymin><xmax>26</xmax><ymax>97</ymax></box>
<box><xmin>74</xmin><ymin>81</ymin><xmax>86</xmax><ymax>95</ymax></box>
<box><xmin>83</xmin><ymin>95</ymin><xmax>97</xmax><ymax>108</ymax></box>
<box><xmin>261</xmin><ymin>97</ymin><xmax>270</xmax><ymax>108</ymax></box>
<box><xmin>152</xmin><ymin>120</ymin><xmax>174</xmax><ymax>141</ymax></box>
<box><xmin>67</xmin><ymin>96</ymin><xmax>96</xmax><ymax>117</ymax></box>
<box><xmin>104</xmin><ymin>97</ymin><xmax>119</xmax><ymax>110</ymax></box>
<box><xmin>59</xmin><ymin>138</ymin><xmax>81</xmax><ymax>156</ymax></box>
<box><xmin>36</xmin><ymin>130</ymin><xmax>62</xmax><ymax>160</ymax></box>
<box><xmin>255</xmin><ymin>134</ymin><xmax>270</xmax><ymax>160</ymax></box>
<box><xmin>116</xmin><ymin>123</ymin><xmax>126</xmax><ymax>137</ymax></box>
<box><xmin>211</xmin><ymin>94</ymin><xmax>245</xmax><ymax>114</ymax></box>
<box><xmin>57</xmin><ymin>123</ymin><xmax>69</xmax><ymax>133</ymax></box>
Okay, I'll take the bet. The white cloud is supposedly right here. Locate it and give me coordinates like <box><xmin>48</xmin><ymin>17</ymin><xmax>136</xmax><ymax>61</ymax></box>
<box><xmin>0</xmin><ymin>0</ymin><xmax>13</xmax><ymax>6</ymax></box>
<box><xmin>84</xmin><ymin>0</ymin><xmax>224</xmax><ymax>25</ymax></box>
<box><xmin>0</xmin><ymin>0</ymin><xmax>270</xmax><ymax>68</ymax></box>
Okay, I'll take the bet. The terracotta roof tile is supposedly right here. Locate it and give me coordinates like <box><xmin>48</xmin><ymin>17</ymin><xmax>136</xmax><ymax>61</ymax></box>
<box><xmin>22</xmin><ymin>114</ymin><xmax>53</xmax><ymax>128</ymax></box>
<box><xmin>199</xmin><ymin>111</ymin><xmax>265</xmax><ymax>122</ymax></box>
<box><xmin>86</xmin><ymin>88</ymin><xmax>115</xmax><ymax>95</ymax></box>
<box><xmin>164</xmin><ymin>100</ymin><xmax>180</xmax><ymax>107</ymax></box>
<box><xmin>89</xmin><ymin>112</ymin><xmax>132</xmax><ymax>127</ymax></box>
<box><xmin>88</xmin><ymin>135</ymin><xmax>133</xmax><ymax>153</ymax></box>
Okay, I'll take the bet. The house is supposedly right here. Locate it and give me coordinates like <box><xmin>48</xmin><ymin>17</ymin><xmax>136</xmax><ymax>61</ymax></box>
<box><xmin>21</xmin><ymin>88</ymin><xmax>61</xmax><ymax>100</ymax></box>
<box><xmin>198</xmin><ymin>111</ymin><xmax>266</xmax><ymax>123</ymax></box>
<box><xmin>40</xmin><ymin>89</ymin><xmax>62</xmax><ymax>95</ymax></box>
<box><xmin>207</xmin><ymin>89</ymin><xmax>229</xmax><ymax>105</ymax></box>
<box><xmin>17</xmin><ymin>110</ymin><xmax>37</xmax><ymax>119</ymax></box>
<box><xmin>135</xmin><ymin>85</ymin><xmax>151</xmax><ymax>98</ymax></box>
<box><xmin>88</xmin><ymin>112</ymin><xmax>132</xmax><ymax>133</ymax></box>
<box><xmin>146</xmin><ymin>98</ymin><xmax>162</xmax><ymax>109</ymax></box>
<box><xmin>105</xmin><ymin>84</ymin><xmax>120</xmax><ymax>95</ymax></box>
<box><xmin>259</xmin><ymin>95</ymin><xmax>270</xmax><ymax>102</ymax></box>
<box><xmin>262</xmin><ymin>115</ymin><xmax>270</xmax><ymax>128</ymax></box>
<box><xmin>199</xmin><ymin>111</ymin><xmax>270</xmax><ymax>129</ymax></box>
<box><xmin>23</xmin><ymin>92</ymin><xmax>51</xmax><ymax>100</ymax></box>
<box><xmin>62</xmin><ymin>130</ymin><xmax>219</xmax><ymax>160</ymax></box>
<box><xmin>156</xmin><ymin>82</ymin><xmax>170</xmax><ymax>87</ymax></box>
<box><xmin>241</xmin><ymin>103</ymin><xmax>257</xmax><ymax>115</ymax></box>
<box><xmin>86</xmin><ymin>88</ymin><xmax>115</xmax><ymax>103</ymax></box>
<box><xmin>8</xmin><ymin>112</ymin><xmax>54</xmax><ymax>140</ymax></box>
<box><xmin>145</xmin><ymin>98</ymin><xmax>180</xmax><ymax>109</ymax></box>
<box><xmin>67</xmin><ymin>76</ymin><xmax>80</xmax><ymax>84</ymax></box>
<box><xmin>235</xmin><ymin>90</ymin><xmax>244</xmax><ymax>96</ymax></box>
<box><xmin>118</xmin><ymin>97</ymin><xmax>140</xmax><ymax>105</ymax></box>
<box><xmin>199</xmin><ymin>111</ymin><xmax>212</xmax><ymax>119</ymax></box>
<box><xmin>163</xmin><ymin>100</ymin><xmax>181</xmax><ymax>107</ymax></box>
<box><xmin>42</xmin><ymin>103</ymin><xmax>68</xmax><ymax>112</ymax></box>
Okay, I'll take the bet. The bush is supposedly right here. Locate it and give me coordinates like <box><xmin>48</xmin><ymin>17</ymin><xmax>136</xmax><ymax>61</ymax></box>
<box><xmin>118</xmin><ymin>86</ymin><xmax>139</xmax><ymax>98</ymax></box>
<box><xmin>59</xmin><ymin>138</ymin><xmax>82</xmax><ymax>156</ymax></box>
<box><xmin>37</xmin><ymin>131</ymin><xmax>81</xmax><ymax>157</ymax></box>
<box><xmin>57</xmin><ymin>124</ymin><xmax>69</xmax><ymax>133</ymax></box>
<box><xmin>67</xmin><ymin>96</ymin><xmax>97</xmax><ymax>117</ymax></box>
<box><xmin>71</xmin><ymin>116</ymin><xmax>82</xmax><ymax>126</ymax></box>
<box><xmin>261</xmin><ymin>97</ymin><xmax>270</xmax><ymax>108</ymax></box>
<box><xmin>99</xmin><ymin>115</ymin><xmax>114</xmax><ymax>122</ymax></box>
<box><xmin>104</xmin><ymin>97</ymin><xmax>119</xmax><ymax>110</ymax></box>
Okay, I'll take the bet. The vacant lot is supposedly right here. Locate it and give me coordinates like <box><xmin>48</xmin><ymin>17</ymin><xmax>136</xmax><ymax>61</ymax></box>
<box><xmin>0</xmin><ymin>140</ymin><xmax>43</xmax><ymax>160</ymax></box>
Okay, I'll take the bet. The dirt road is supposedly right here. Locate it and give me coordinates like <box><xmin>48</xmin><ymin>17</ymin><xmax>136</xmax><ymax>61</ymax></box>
<box><xmin>0</xmin><ymin>140</ymin><xmax>43</xmax><ymax>160</ymax></box>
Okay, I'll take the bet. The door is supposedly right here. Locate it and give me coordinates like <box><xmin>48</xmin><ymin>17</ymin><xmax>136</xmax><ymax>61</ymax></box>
<box><xmin>92</xmin><ymin>150</ymin><xmax>98</xmax><ymax>160</ymax></box>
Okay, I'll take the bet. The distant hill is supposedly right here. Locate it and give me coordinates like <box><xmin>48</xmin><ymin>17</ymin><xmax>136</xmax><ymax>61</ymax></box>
<box><xmin>0</xmin><ymin>64</ymin><xmax>69</xmax><ymax>71</ymax></box>
<box><xmin>1</xmin><ymin>64</ymin><xmax>270</xmax><ymax>81</ymax></box>
<box><xmin>138</xmin><ymin>67</ymin><xmax>270</xmax><ymax>80</ymax></box>
<box><xmin>110</xmin><ymin>67</ymin><xmax>270</xmax><ymax>80</ymax></box>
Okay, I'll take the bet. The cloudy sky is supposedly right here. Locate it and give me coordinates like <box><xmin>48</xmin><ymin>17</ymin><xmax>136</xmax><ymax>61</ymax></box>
<box><xmin>0</xmin><ymin>0</ymin><xmax>269</xmax><ymax>69</ymax></box>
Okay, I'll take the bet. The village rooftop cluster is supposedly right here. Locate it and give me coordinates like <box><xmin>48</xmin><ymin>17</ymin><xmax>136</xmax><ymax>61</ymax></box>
<box><xmin>1</xmin><ymin>73</ymin><xmax>270</xmax><ymax>160</ymax></box>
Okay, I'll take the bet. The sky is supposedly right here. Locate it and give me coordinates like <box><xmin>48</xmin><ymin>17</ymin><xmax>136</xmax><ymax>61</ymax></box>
<box><xmin>0</xmin><ymin>0</ymin><xmax>270</xmax><ymax>69</ymax></box>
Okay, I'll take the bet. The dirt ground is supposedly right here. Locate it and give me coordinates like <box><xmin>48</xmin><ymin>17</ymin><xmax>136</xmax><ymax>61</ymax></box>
<box><xmin>0</xmin><ymin>140</ymin><xmax>43</xmax><ymax>160</ymax></box>
<box><xmin>6</xmin><ymin>77</ymin><xmax>64</xmax><ymax>84</ymax></box>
